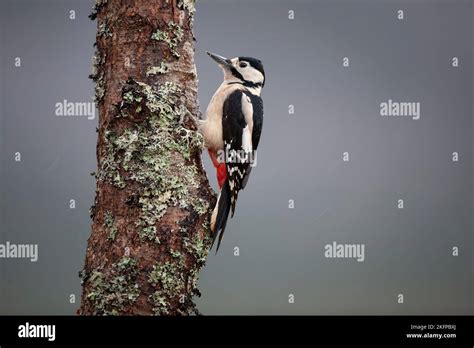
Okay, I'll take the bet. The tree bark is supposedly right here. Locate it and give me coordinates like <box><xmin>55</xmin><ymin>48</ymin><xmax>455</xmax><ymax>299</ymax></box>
<box><xmin>79</xmin><ymin>0</ymin><xmax>215</xmax><ymax>316</ymax></box>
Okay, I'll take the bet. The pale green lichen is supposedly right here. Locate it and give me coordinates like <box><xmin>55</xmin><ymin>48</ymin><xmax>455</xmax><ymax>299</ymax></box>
<box><xmin>85</xmin><ymin>256</ymin><xmax>140</xmax><ymax>315</ymax></box>
<box><xmin>193</xmin><ymin>198</ymin><xmax>210</xmax><ymax>216</ymax></box>
<box><xmin>146</xmin><ymin>62</ymin><xmax>168</xmax><ymax>76</ymax></box>
<box><xmin>96</xmin><ymin>130</ymin><xmax>126</xmax><ymax>188</ymax></box>
<box><xmin>92</xmin><ymin>75</ymin><xmax>211</xmax><ymax>315</ymax></box>
<box><xmin>84</xmin><ymin>0</ymin><xmax>214</xmax><ymax>317</ymax></box>
<box><xmin>149</xmin><ymin>291</ymin><xmax>169</xmax><ymax>315</ymax></box>
<box><xmin>148</xmin><ymin>261</ymin><xmax>188</xmax><ymax>315</ymax></box>
<box><xmin>170</xmin><ymin>248</ymin><xmax>183</xmax><ymax>259</ymax></box>
<box><xmin>170</xmin><ymin>248</ymin><xmax>186</xmax><ymax>269</ymax></box>
<box><xmin>178</xmin><ymin>0</ymin><xmax>196</xmax><ymax>13</ymax></box>
<box><xmin>122</xmin><ymin>91</ymin><xmax>142</xmax><ymax>105</ymax></box>
<box><xmin>96</xmin><ymin>79</ymin><xmax>205</xmax><ymax>245</ymax></box>
<box><xmin>104</xmin><ymin>210</ymin><xmax>118</xmax><ymax>241</ymax></box>
<box><xmin>98</xmin><ymin>23</ymin><xmax>112</xmax><ymax>38</ymax></box>
<box><xmin>178</xmin><ymin>0</ymin><xmax>196</xmax><ymax>23</ymax></box>
<box><xmin>90</xmin><ymin>49</ymin><xmax>106</xmax><ymax>103</ymax></box>
<box><xmin>151</xmin><ymin>22</ymin><xmax>184</xmax><ymax>58</ymax></box>
<box><xmin>183</xmin><ymin>233</ymin><xmax>211</xmax><ymax>265</ymax></box>
<box><xmin>148</xmin><ymin>261</ymin><xmax>182</xmax><ymax>289</ymax></box>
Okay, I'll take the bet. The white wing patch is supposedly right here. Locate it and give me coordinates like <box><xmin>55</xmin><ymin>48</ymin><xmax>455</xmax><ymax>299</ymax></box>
<box><xmin>241</xmin><ymin>126</ymin><xmax>252</xmax><ymax>153</ymax></box>
<box><xmin>241</xmin><ymin>93</ymin><xmax>253</xmax><ymax>134</ymax></box>
<box><xmin>240</xmin><ymin>93</ymin><xmax>253</xmax><ymax>153</ymax></box>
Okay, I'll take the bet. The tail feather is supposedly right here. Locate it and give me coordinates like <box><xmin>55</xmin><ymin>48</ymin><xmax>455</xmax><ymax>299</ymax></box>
<box><xmin>211</xmin><ymin>180</ymin><xmax>231</xmax><ymax>253</ymax></box>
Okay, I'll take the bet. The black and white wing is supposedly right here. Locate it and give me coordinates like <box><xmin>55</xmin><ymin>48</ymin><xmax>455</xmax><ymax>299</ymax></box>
<box><xmin>222</xmin><ymin>90</ymin><xmax>262</xmax><ymax>215</ymax></box>
<box><xmin>211</xmin><ymin>89</ymin><xmax>264</xmax><ymax>251</ymax></box>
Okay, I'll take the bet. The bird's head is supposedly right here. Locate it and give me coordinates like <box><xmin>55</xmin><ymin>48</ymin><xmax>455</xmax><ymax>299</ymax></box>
<box><xmin>207</xmin><ymin>51</ymin><xmax>265</xmax><ymax>92</ymax></box>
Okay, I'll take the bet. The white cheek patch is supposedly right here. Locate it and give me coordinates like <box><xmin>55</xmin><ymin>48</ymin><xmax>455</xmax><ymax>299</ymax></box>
<box><xmin>242</xmin><ymin>68</ymin><xmax>264</xmax><ymax>84</ymax></box>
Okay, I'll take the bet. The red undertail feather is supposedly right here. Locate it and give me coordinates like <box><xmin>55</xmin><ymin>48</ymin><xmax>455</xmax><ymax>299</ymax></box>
<box><xmin>217</xmin><ymin>163</ymin><xmax>227</xmax><ymax>189</ymax></box>
<box><xmin>208</xmin><ymin>149</ymin><xmax>227</xmax><ymax>189</ymax></box>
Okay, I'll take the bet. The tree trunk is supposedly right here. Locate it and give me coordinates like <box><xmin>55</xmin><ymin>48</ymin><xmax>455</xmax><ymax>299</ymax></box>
<box><xmin>79</xmin><ymin>0</ymin><xmax>215</xmax><ymax>316</ymax></box>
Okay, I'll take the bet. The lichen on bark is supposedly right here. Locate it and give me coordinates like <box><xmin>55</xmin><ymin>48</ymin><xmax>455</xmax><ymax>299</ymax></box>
<box><xmin>80</xmin><ymin>0</ymin><xmax>215</xmax><ymax>316</ymax></box>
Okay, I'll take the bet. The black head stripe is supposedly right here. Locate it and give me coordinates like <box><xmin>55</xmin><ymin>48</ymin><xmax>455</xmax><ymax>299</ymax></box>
<box><xmin>239</xmin><ymin>57</ymin><xmax>265</xmax><ymax>86</ymax></box>
<box><xmin>228</xmin><ymin>81</ymin><xmax>263</xmax><ymax>89</ymax></box>
<box><xmin>230</xmin><ymin>66</ymin><xmax>263</xmax><ymax>88</ymax></box>
<box><xmin>230</xmin><ymin>66</ymin><xmax>244</xmax><ymax>81</ymax></box>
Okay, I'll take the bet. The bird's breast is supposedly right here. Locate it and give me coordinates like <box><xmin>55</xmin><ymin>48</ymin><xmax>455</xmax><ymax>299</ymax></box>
<box><xmin>202</xmin><ymin>83</ymin><xmax>242</xmax><ymax>151</ymax></box>
<box><xmin>201</xmin><ymin>116</ymin><xmax>224</xmax><ymax>151</ymax></box>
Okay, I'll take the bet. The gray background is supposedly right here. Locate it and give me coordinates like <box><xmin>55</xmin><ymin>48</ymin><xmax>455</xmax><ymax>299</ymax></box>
<box><xmin>0</xmin><ymin>0</ymin><xmax>472</xmax><ymax>315</ymax></box>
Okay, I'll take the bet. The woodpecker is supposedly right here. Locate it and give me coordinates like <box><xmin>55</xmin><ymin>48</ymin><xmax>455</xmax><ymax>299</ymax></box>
<box><xmin>200</xmin><ymin>52</ymin><xmax>265</xmax><ymax>252</ymax></box>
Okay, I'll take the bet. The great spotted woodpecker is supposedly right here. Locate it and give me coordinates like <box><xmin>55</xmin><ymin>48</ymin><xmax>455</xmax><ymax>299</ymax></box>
<box><xmin>199</xmin><ymin>52</ymin><xmax>265</xmax><ymax>252</ymax></box>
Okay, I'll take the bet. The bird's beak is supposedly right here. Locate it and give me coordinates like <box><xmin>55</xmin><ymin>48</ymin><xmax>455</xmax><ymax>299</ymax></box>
<box><xmin>207</xmin><ymin>51</ymin><xmax>231</xmax><ymax>68</ymax></box>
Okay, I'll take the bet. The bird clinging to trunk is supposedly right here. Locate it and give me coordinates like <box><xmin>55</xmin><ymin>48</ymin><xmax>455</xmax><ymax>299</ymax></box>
<box><xmin>199</xmin><ymin>52</ymin><xmax>265</xmax><ymax>252</ymax></box>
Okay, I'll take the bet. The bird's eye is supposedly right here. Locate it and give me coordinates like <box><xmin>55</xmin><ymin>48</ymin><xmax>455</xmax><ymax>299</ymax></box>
<box><xmin>239</xmin><ymin>62</ymin><xmax>248</xmax><ymax>68</ymax></box>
